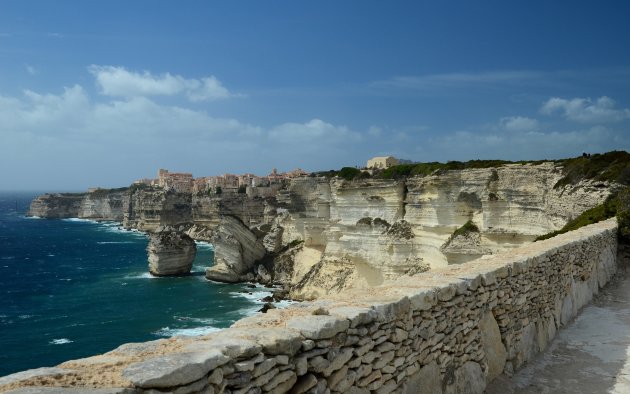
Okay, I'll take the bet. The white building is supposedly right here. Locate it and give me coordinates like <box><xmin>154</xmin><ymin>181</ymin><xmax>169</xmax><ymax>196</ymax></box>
<box><xmin>367</xmin><ymin>156</ymin><xmax>399</xmax><ymax>169</ymax></box>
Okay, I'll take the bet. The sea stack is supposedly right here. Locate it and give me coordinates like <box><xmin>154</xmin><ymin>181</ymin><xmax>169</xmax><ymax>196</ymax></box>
<box><xmin>147</xmin><ymin>227</ymin><xmax>196</xmax><ymax>276</ymax></box>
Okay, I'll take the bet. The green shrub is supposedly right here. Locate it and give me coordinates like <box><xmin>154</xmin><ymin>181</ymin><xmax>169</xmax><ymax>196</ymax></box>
<box><xmin>410</xmin><ymin>162</ymin><xmax>444</xmax><ymax>177</ymax></box>
<box><xmin>452</xmin><ymin>220</ymin><xmax>480</xmax><ymax>238</ymax></box>
<box><xmin>378</xmin><ymin>164</ymin><xmax>416</xmax><ymax>179</ymax></box>
<box><xmin>338</xmin><ymin>167</ymin><xmax>362</xmax><ymax>181</ymax></box>
<box><xmin>377</xmin><ymin>159</ymin><xmax>516</xmax><ymax>179</ymax></box>
<box><xmin>356</xmin><ymin>217</ymin><xmax>373</xmax><ymax>226</ymax></box>
<box><xmin>356</xmin><ymin>171</ymin><xmax>372</xmax><ymax>179</ymax></box>
<box><xmin>618</xmin><ymin>188</ymin><xmax>630</xmax><ymax>242</ymax></box>
<box><xmin>535</xmin><ymin>189</ymin><xmax>627</xmax><ymax>241</ymax></box>
<box><xmin>554</xmin><ymin>151</ymin><xmax>630</xmax><ymax>189</ymax></box>
<box><xmin>373</xmin><ymin>217</ymin><xmax>391</xmax><ymax>228</ymax></box>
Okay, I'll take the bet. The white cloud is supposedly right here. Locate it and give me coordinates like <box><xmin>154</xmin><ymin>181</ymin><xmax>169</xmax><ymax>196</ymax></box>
<box><xmin>26</xmin><ymin>65</ymin><xmax>37</xmax><ymax>75</ymax></box>
<box><xmin>541</xmin><ymin>96</ymin><xmax>630</xmax><ymax>123</ymax></box>
<box><xmin>269</xmin><ymin>118</ymin><xmax>361</xmax><ymax>143</ymax></box>
<box><xmin>499</xmin><ymin>116</ymin><xmax>539</xmax><ymax>132</ymax></box>
<box><xmin>0</xmin><ymin>83</ymin><xmax>368</xmax><ymax>189</ymax></box>
<box><xmin>420</xmin><ymin>125</ymin><xmax>620</xmax><ymax>161</ymax></box>
<box><xmin>0</xmin><ymin>84</ymin><xmax>256</xmax><ymax>142</ymax></box>
<box><xmin>0</xmin><ymin>85</ymin><xmax>91</xmax><ymax>135</ymax></box>
<box><xmin>2</xmin><ymin>68</ymin><xmax>629</xmax><ymax>190</ymax></box>
<box><xmin>88</xmin><ymin>65</ymin><xmax>237</xmax><ymax>101</ymax></box>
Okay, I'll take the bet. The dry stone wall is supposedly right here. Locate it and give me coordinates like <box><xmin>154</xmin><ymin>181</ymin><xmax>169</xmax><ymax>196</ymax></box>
<box><xmin>0</xmin><ymin>219</ymin><xmax>618</xmax><ymax>394</ymax></box>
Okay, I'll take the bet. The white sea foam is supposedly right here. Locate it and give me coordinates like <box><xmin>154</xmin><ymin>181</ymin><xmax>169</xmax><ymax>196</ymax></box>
<box><xmin>275</xmin><ymin>300</ymin><xmax>298</xmax><ymax>308</ymax></box>
<box><xmin>108</xmin><ymin>228</ymin><xmax>146</xmax><ymax>236</ymax></box>
<box><xmin>97</xmin><ymin>223</ymin><xmax>147</xmax><ymax>238</ymax></box>
<box><xmin>231</xmin><ymin>290</ymin><xmax>271</xmax><ymax>303</ymax></box>
<box><xmin>174</xmin><ymin>316</ymin><xmax>217</xmax><ymax>325</ymax></box>
<box><xmin>23</xmin><ymin>215</ymin><xmax>42</xmax><ymax>219</ymax></box>
<box><xmin>62</xmin><ymin>218</ymin><xmax>96</xmax><ymax>223</ymax></box>
<box><xmin>1</xmin><ymin>256</ymin><xmax>16</xmax><ymax>260</ymax></box>
<box><xmin>96</xmin><ymin>241</ymin><xmax>133</xmax><ymax>244</ymax></box>
<box><xmin>47</xmin><ymin>254</ymin><xmax>55</xmax><ymax>257</ymax></box>
<box><xmin>194</xmin><ymin>241</ymin><xmax>214</xmax><ymax>251</ymax></box>
<box><xmin>126</xmin><ymin>272</ymin><xmax>156</xmax><ymax>279</ymax></box>
<box><xmin>50</xmin><ymin>338</ymin><xmax>73</xmax><ymax>345</ymax></box>
<box><xmin>154</xmin><ymin>326</ymin><xmax>223</xmax><ymax>337</ymax></box>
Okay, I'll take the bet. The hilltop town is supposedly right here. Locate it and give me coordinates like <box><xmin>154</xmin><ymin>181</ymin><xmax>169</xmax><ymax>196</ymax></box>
<box><xmin>130</xmin><ymin>156</ymin><xmax>403</xmax><ymax>196</ymax></box>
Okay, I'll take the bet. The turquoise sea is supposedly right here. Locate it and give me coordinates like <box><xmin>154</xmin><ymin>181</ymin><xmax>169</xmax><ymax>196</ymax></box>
<box><xmin>0</xmin><ymin>192</ymin><xmax>274</xmax><ymax>377</ymax></box>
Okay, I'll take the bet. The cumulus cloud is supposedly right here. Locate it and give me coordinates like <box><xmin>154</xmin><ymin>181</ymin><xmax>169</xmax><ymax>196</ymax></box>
<box><xmin>0</xmin><ymin>85</ymin><xmax>90</xmax><ymax>136</ymax></box>
<box><xmin>0</xmin><ymin>84</ymin><xmax>256</xmax><ymax>143</ymax></box>
<box><xmin>541</xmin><ymin>96</ymin><xmax>630</xmax><ymax>123</ymax></box>
<box><xmin>499</xmin><ymin>116</ymin><xmax>539</xmax><ymax>132</ymax></box>
<box><xmin>88</xmin><ymin>65</ymin><xmax>237</xmax><ymax>101</ymax></box>
<box><xmin>3</xmin><ymin>68</ymin><xmax>629</xmax><ymax>190</ymax></box>
<box><xmin>0</xmin><ymin>83</ymin><xmax>370</xmax><ymax>189</ymax></box>
<box><xmin>269</xmin><ymin>118</ymin><xmax>361</xmax><ymax>143</ymax></box>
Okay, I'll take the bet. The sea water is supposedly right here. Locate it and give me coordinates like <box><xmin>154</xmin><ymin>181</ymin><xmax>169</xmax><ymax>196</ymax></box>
<box><xmin>0</xmin><ymin>192</ymin><xmax>277</xmax><ymax>377</ymax></box>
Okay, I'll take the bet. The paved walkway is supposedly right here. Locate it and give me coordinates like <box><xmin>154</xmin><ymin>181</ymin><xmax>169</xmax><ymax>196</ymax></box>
<box><xmin>487</xmin><ymin>271</ymin><xmax>630</xmax><ymax>394</ymax></box>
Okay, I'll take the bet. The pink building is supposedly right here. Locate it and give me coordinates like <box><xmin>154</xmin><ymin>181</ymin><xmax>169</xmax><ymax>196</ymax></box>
<box><xmin>158</xmin><ymin>169</ymin><xmax>193</xmax><ymax>193</ymax></box>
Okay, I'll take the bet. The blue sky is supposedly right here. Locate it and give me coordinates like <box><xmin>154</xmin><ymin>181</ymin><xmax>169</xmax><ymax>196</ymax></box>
<box><xmin>1</xmin><ymin>1</ymin><xmax>629</xmax><ymax>190</ymax></box>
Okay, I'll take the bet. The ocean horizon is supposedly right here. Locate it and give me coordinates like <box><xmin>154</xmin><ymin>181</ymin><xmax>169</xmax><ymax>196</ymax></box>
<box><xmin>0</xmin><ymin>191</ymin><xmax>277</xmax><ymax>377</ymax></box>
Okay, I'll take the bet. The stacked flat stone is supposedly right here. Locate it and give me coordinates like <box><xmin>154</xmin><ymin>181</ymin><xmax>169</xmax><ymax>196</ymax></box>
<box><xmin>0</xmin><ymin>219</ymin><xmax>618</xmax><ymax>394</ymax></box>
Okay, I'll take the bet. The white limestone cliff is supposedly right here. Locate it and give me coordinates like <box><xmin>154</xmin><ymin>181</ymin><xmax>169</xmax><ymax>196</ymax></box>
<box><xmin>26</xmin><ymin>161</ymin><xmax>617</xmax><ymax>298</ymax></box>
<box><xmin>147</xmin><ymin>227</ymin><xmax>196</xmax><ymax>276</ymax></box>
<box><xmin>278</xmin><ymin>163</ymin><xmax>614</xmax><ymax>299</ymax></box>
<box><xmin>204</xmin><ymin>216</ymin><xmax>266</xmax><ymax>283</ymax></box>
<box><xmin>79</xmin><ymin>189</ymin><xmax>126</xmax><ymax>221</ymax></box>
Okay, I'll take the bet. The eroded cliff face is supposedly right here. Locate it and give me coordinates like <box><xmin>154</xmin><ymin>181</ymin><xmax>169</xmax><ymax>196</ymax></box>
<box><xmin>28</xmin><ymin>187</ymin><xmax>271</xmax><ymax>283</ymax></box>
<box><xmin>27</xmin><ymin>162</ymin><xmax>615</xmax><ymax>299</ymax></box>
<box><xmin>79</xmin><ymin>190</ymin><xmax>126</xmax><ymax>221</ymax></box>
<box><xmin>147</xmin><ymin>227</ymin><xmax>196</xmax><ymax>276</ymax></box>
<box><xmin>404</xmin><ymin>163</ymin><xmax>611</xmax><ymax>268</ymax></box>
<box><xmin>123</xmin><ymin>189</ymin><xmax>192</xmax><ymax>231</ymax></box>
<box><xmin>28</xmin><ymin>193</ymin><xmax>85</xmax><ymax>218</ymax></box>
<box><xmin>29</xmin><ymin>189</ymin><xmax>128</xmax><ymax>220</ymax></box>
<box><xmin>203</xmin><ymin>216</ymin><xmax>266</xmax><ymax>283</ymax></box>
<box><xmin>279</xmin><ymin>164</ymin><xmax>613</xmax><ymax>299</ymax></box>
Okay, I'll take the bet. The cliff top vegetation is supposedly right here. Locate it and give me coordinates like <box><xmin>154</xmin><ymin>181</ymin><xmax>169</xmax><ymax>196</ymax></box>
<box><xmin>535</xmin><ymin>151</ymin><xmax>630</xmax><ymax>240</ymax></box>
<box><xmin>313</xmin><ymin>151</ymin><xmax>630</xmax><ymax>185</ymax></box>
<box><xmin>89</xmin><ymin>186</ymin><xmax>130</xmax><ymax>197</ymax></box>
<box><xmin>536</xmin><ymin>186</ymin><xmax>630</xmax><ymax>242</ymax></box>
<box><xmin>553</xmin><ymin>150</ymin><xmax>630</xmax><ymax>188</ymax></box>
